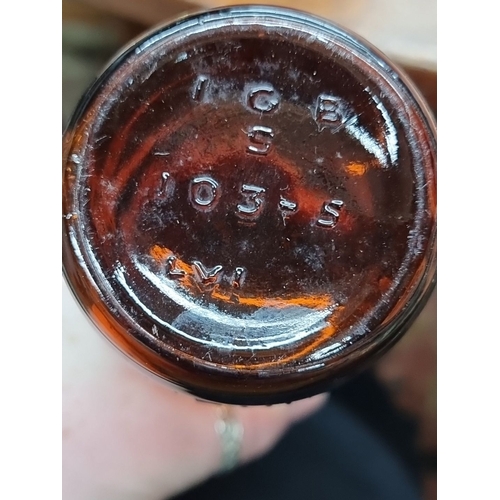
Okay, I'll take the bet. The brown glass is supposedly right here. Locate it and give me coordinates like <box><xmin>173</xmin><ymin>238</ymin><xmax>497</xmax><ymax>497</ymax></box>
<box><xmin>62</xmin><ymin>6</ymin><xmax>436</xmax><ymax>405</ymax></box>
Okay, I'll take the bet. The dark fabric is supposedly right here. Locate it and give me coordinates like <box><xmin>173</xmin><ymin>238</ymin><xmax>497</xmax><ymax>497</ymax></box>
<box><xmin>332</xmin><ymin>371</ymin><xmax>420</xmax><ymax>483</ymax></box>
<box><xmin>173</xmin><ymin>372</ymin><xmax>421</xmax><ymax>500</ymax></box>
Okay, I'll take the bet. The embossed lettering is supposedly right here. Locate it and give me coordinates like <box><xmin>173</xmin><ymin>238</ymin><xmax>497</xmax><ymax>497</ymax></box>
<box><xmin>279</xmin><ymin>197</ymin><xmax>298</xmax><ymax>212</ymax></box>
<box><xmin>192</xmin><ymin>76</ymin><xmax>208</xmax><ymax>101</ymax></box>
<box><xmin>247</xmin><ymin>85</ymin><xmax>280</xmax><ymax>113</ymax></box>
<box><xmin>166</xmin><ymin>255</ymin><xmax>186</xmax><ymax>279</ymax></box>
<box><xmin>246</xmin><ymin>126</ymin><xmax>274</xmax><ymax>155</ymax></box>
<box><xmin>314</xmin><ymin>94</ymin><xmax>351</xmax><ymax>133</ymax></box>
<box><xmin>158</xmin><ymin>171</ymin><xmax>175</xmax><ymax>197</ymax></box>
<box><xmin>317</xmin><ymin>200</ymin><xmax>344</xmax><ymax>228</ymax></box>
<box><xmin>231</xmin><ymin>267</ymin><xmax>246</xmax><ymax>289</ymax></box>
<box><xmin>236</xmin><ymin>184</ymin><xmax>266</xmax><ymax>220</ymax></box>
<box><xmin>192</xmin><ymin>261</ymin><xmax>223</xmax><ymax>288</ymax></box>
<box><xmin>189</xmin><ymin>176</ymin><xmax>220</xmax><ymax>212</ymax></box>
<box><xmin>279</xmin><ymin>196</ymin><xmax>298</xmax><ymax>225</ymax></box>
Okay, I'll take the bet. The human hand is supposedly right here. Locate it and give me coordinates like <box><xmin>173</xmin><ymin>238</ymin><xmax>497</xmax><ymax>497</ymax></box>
<box><xmin>62</xmin><ymin>280</ymin><xmax>327</xmax><ymax>500</ymax></box>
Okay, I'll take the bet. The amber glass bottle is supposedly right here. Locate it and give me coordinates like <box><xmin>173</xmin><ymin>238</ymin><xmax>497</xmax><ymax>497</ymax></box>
<box><xmin>62</xmin><ymin>6</ymin><xmax>436</xmax><ymax>405</ymax></box>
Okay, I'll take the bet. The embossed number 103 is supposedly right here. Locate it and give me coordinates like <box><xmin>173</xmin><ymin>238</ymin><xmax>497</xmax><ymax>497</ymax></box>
<box><xmin>162</xmin><ymin>173</ymin><xmax>343</xmax><ymax>228</ymax></box>
<box><xmin>189</xmin><ymin>176</ymin><xmax>267</xmax><ymax>222</ymax></box>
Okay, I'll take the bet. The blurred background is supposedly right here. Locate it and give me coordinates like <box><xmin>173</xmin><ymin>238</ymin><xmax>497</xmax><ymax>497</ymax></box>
<box><xmin>62</xmin><ymin>1</ymin><xmax>436</xmax><ymax>498</ymax></box>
